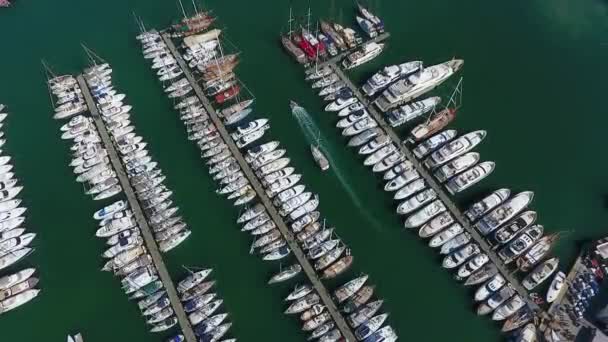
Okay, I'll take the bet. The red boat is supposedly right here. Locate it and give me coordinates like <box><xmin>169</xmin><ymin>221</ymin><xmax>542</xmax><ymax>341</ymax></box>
<box><xmin>215</xmin><ymin>85</ymin><xmax>240</xmax><ymax>104</ymax></box>
<box><xmin>293</xmin><ymin>35</ymin><xmax>316</xmax><ymax>59</ymax></box>
<box><xmin>302</xmin><ymin>29</ymin><xmax>326</xmax><ymax>58</ymax></box>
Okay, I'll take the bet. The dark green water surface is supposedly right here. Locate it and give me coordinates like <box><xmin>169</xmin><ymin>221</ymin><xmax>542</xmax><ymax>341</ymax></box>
<box><xmin>0</xmin><ymin>0</ymin><xmax>606</xmax><ymax>341</ymax></box>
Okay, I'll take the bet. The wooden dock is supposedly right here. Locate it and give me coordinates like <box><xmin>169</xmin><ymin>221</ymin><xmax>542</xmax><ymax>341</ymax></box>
<box><xmin>160</xmin><ymin>33</ymin><xmax>358</xmax><ymax>342</ymax></box>
<box><xmin>77</xmin><ymin>76</ymin><xmax>197</xmax><ymax>342</ymax></box>
<box><xmin>326</xmin><ymin>62</ymin><xmax>542</xmax><ymax>313</ymax></box>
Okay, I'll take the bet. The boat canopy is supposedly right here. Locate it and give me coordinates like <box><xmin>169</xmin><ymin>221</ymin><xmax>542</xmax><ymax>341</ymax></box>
<box><xmin>183</xmin><ymin>29</ymin><xmax>222</xmax><ymax>48</ymax></box>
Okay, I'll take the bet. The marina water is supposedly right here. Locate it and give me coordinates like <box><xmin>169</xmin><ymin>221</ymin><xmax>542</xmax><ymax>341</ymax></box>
<box><xmin>0</xmin><ymin>0</ymin><xmax>606</xmax><ymax>341</ymax></box>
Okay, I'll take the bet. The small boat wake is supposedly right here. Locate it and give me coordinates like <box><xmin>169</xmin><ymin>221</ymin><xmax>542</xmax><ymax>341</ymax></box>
<box><xmin>290</xmin><ymin>102</ymin><xmax>384</xmax><ymax>231</ymax></box>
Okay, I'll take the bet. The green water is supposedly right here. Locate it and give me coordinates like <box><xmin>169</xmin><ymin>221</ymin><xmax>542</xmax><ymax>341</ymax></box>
<box><xmin>0</xmin><ymin>0</ymin><xmax>607</xmax><ymax>341</ymax></box>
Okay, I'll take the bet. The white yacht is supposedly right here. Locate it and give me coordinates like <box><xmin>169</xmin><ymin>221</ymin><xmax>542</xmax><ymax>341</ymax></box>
<box><xmin>342</xmin><ymin>42</ymin><xmax>384</xmax><ymax>70</ymax></box>
<box><xmin>445</xmin><ymin>161</ymin><xmax>495</xmax><ymax>194</ymax></box>
<box><xmin>387</xmin><ymin>96</ymin><xmax>441</xmax><ymax>127</ymax></box>
<box><xmin>425</xmin><ymin>130</ymin><xmax>487</xmax><ymax>168</ymax></box>
<box><xmin>475</xmin><ymin>191</ymin><xmax>534</xmax><ymax>235</ymax></box>
<box><xmin>374</xmin><ymin>59</ymin><xmax>464</xmax><ymax>112</ymax></box>
<box><xmin>362</xmin><ymin>61</ymin><xmax>423</xmax><ymax>96</ymax></box>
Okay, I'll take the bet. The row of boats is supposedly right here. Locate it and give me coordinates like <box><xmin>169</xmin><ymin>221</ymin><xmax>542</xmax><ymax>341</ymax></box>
<box><xmin>138</xmin><ymin>24</ymin><xmax>255</xmax><ymax>342</ymax></box>
<box><xmin>139</xmin><ymin>24</ymin><xmax>349</xmax><ymax>340</ymax></box>
<box><xmin>138</xmin><ymin>18</ymin><xmax>396</xmax><ymax>341</ymax></box>
<box><xmin>93</xmin><ymin>200</ymin><xmax>179</xmax><ymax>333</ymax></box>
<box><xmin>0</xmin><ymin>105</ymin><xmax>39</xmax><ymax>316</ymax></box>
<box><xmin>234</xmin><ymin>100</ymin><xmax>395</xmax><ymax>341</ymax></box>
<box><xmin>366</xmin><ymin>59</ymin><xmax>464</xmax><ymax>113</ymax></box>
<box><xmin>84</xmin><ymin>64</ymin><xmax>191</xmax><ymax>252</ymax></box>
<box><xmin>281</xmin><ymin>6</ymin><xmax>371</xmax><ymax>64</ymax></box>
<box><xmin>355</xmin><ymin>56</ymin><xmax>570</xmax><ymax>340</ymax></box>
<box><xmin>94</xmin><ymin>201</ymin><xmax>234</xmax><ymax>340</ymax></box>
<box><xmin>301</xmin><ymin>48</ymin><xmax>564</xmax><ymax>339</ymax></box>
<box><xmin>283</xmin><ymin>273</ymin><xmax>396</xmax><ymax>342</ymax></box>
<box><xmin>49</xmin><ymin>76</ymin><xmax>122</xmax><ymax>201</ymax></box>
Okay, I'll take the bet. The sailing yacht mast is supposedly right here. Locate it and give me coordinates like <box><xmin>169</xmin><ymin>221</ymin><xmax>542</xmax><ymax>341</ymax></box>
<box><xmin>314</xmin><ymin>21</ymin><xmax>321</xmax><ymax>69</ymax></box>
<box><xmin>191</xmin><ymin>0</ymin><xmax>199</xmax><ymax>15</ymax></box>
<box><xmin>306</xmin><ymin>7</ymin><xmax>312</xmax><ymax>33</ymax></box>
<box><xmin>287</xmin><ymin>7</ymin><xmax>294</xmax><ymax>40</ymax></box>
<box><xmin>177</xmin><ymin>0</ymin><xmax>187</xmax><ymax>19</ymax></box>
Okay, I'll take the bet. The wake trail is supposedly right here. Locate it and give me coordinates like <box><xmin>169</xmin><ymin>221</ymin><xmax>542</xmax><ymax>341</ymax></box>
<box><xmin>291</xmin><ymin>105</ymin><xmax>385</xmax><ymax>231</ymax></box>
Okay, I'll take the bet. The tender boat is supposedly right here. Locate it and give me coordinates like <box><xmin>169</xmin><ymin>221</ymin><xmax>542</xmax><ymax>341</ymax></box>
<box><xmin>311</xmin><ymin>145</ymin><xmax>330</xmax><ymax>171</ymax></box>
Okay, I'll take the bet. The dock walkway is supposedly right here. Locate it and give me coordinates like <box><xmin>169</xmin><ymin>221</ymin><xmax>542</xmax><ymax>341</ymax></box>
<box><xmin>160</xmin><ymin>34</ymin><xmax>358</xmax><ymax>342</ymax></box>
<box><xmin>77</xmin><ymin>76</ymin><xmax>197</xmax><ymax>342</ymax></box>
<box><xmin>327</xmin><ymin>62</ymin><xmax>542</xmax><ymax>313</ymax></box>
